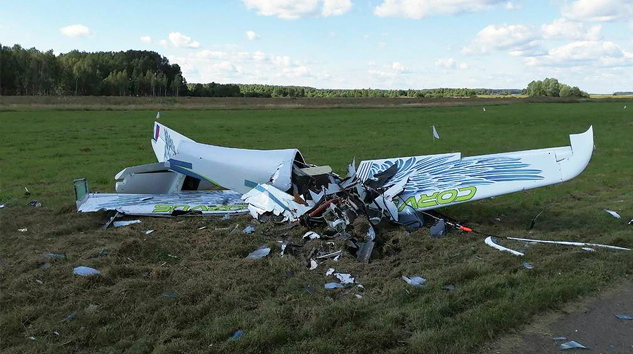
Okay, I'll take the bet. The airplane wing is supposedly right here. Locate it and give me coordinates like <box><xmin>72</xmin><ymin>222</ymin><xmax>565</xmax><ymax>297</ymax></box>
<box><xmin>354</xmin><ymin>126</ymin><xmax>593</xmax><ymax>216</ymax></box>
<box><xmin>76</xmin><ymin>186</ymin><xmax>247</xmax><ymax>216</ymax></box>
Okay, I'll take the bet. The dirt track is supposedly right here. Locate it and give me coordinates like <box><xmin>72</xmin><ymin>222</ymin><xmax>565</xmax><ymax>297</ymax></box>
<box><xmin>482</xmin><ymin>279</ymin><xmax>633</xmax><ymax>354</ymax></box>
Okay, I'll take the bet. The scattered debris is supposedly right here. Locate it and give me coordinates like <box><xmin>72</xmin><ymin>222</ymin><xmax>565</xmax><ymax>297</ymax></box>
<box><xmin>35</xmin><ymin>279</ymin><xmax>43</xmax><ymax>284</ymax></box>
<box><xmin>628</xmin><ymin>219</ymin><xmax>633</xmax><ymax>225</ymax></box>
<box><xmin>60</xmin><ymin>312</ymin><xmax>77</xmax><ymax>323</ymax></box>
<box><xmin>18</xmin><ymin>228</ymin><xmax>27</xmax><ymax>233</ymax></box>
<box><xmin>324</xmin><ymin>282</ymin><xmax>343</xmax><ymax>289</ymax></box>
<box><xmin>485</xmin><ymin>236</ymin><xmax>525</xmax><ymax>256</ymax></box>
<box><xmin>552</xmin><ymin>337</ymin><xmax>567</xmax><ymax>341</ymax></box>
<box><xmin>28</xmin><ymin>200</ymin><xmax>41</xmax><ymax>207</ymax></box>
<box><xmin>604</xmin><ymin>209</ymin><xmax>621</xmax><ymax>219</ymax></box>
<box><xmin>355</xmin><ymin>294</ymin><xmax>363</xmax><ymax>299</ymax></box>
<box><xmin>167</xmin><ymin>253</ymin><xmax>180</xmax><ymax>259</ymax></box>
<box><xmin>0</xmin><ymin>204</ymin><xmax>5</xmax><ymax>209</ymax></box>
<box><xmin>245</xmin><ymin>245</ymin><xmax>270</xmax><ymax>260</ymax></box>
<box><xmin>279</xmin><ymin>241</ymin><xmax>289</xmax><ymax>257</ymax></box>
<box><xmin>528</xmin><ymin>208</ymin><xmax>545</xmax><ymax>230</ymax></box>
<box><xmin>303</xmin><ymin>231</ymin><xmax>320</xmax><ymax>240</ymax></box>
<box><xmin>523</xmin><ymin>261</ymin><xmax>534</xmax><ymax>270</ymax></box>
<box><xmin>615</xmin><ymin>314</ymin><xmax>633</xmax><ymax>320</ymax></box>
<box><xmin>582</xmin><ymin>247</ymin><xmax>595</xmax><ymax>252</ymax></box>
<box><xmin>24</xmin><ymin>187</ymin><xmax>30</xmax><ymax>196</ymax></box>
<box><xmin>402</xmin><ymin>275</ymin><xmax>427</xmax><ymax>288</ymax></box>
<box><xmin>325</xmin><ymin>268</ymin><xmax>335</xmax><ymax>276</ymax></box>
<box><xmin>161</xmin><ymin>291</ymin><xmax>179</xmax><ymax>298</ymax></box>
<box><xmin>559</xmin><ymin>340</ymin><xmax>587</xmax><ymax>350</ymax></box>
<box><xmin>334</xmin><ymin>273</ymin><xmax>355</xmax><ymax>285</ymax></box>
<box><xmin>430</xmin><ymin>219</ymin><xmax>445</xmax><ymax>237</ymax></box>
<box><xmin>309</xmin><ymin>259</ymin><xmax>318</xmax><ymax>270</ymax></box>
<box><xmin>242</xmin><ymin>225</ymin><xmax>256</xmax><ymax>234</ymax></box>
<box><xmin>230</xmin><ymin>330</ymin><xmax>243</xmax><ymax>341</ymax></box>
<box><xmin>442</xmin><ymin>284</ymin><xmax>456</xmax><ymax>291</ymax></box>
<box><xmin>44</xmin><ymin>252</ymin><xmax>66</xmax><ymax>258</ymax></box>
<box><xmin>73</xmin><ymin>266</ymin><xmax>101</xmax><ymax>277</ymax></box>
<box><xmin>198</xmin><ymin>226</ymin><xmax>207</xmax><ymax>230</ymax></box>
<box><xmin>143</xmin><ymin>230</ymin><xmax>154</xmax><ymax>235</ymax></box>
<box><xmin>357</xmin><ymin>225</ymin><xmax>376</xmax><ymax>263</ymax></box>
<box><xmin>112</xmin><ymin>219</ymin><xmax>141</xmax><ymax>228</ymax></box>
<box><xmin>102</xmin><ymin>211</ymin><xmax>120</xmax><ymax>229</ymax></box>
<box><xmin>306</xmin><ymin>284</ymin><xmax>314</xmax><ymax>295</ymax></box>
<box><xmin>506</xmin><ymin>237</ymin><xmax>631</xmax><ymax>251</ymax></box>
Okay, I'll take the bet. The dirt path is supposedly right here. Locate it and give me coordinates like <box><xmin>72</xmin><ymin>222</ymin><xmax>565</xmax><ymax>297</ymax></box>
<box><xmin>482</xmin><ymin>279</ymin><xmax>633</xmax><ymax>353</ymax></box>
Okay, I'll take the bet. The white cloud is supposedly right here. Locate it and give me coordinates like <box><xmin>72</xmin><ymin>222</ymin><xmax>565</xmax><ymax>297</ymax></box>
<box><xmin>60</xmin><ymin>24</ymin><xmax>92</xmax><ymax>38</ymax></box>
<box><xmin>504</xmin><ymin>1</ymin><xmax>521</xmax><ymax>10</ymax></box>
<box><xmin>322</xmin><ymin>0</ymin><xmax>353</xmax><ymax>16</ymax></box>
<box><xmin>168</xmin><ymin>48</ymin><xmax>319</xmax><ymax>85</ymax></box>
<box><xmin>434</xmin><ymin>58</ymin><xmax>469</xmax><ymax>69</ymax></box>
<box><xmin>168</xmin><ymin>32</ymin><xmax>200</xmax><ymax>49</ymax></box>
<box><xmin>140</xmin><ymin>36</ymin><xmax>152</xmax><ymax>44</ymax></box>
<box><xmin>563</xmin><ymin>0</ymin><xmax>633</xmax><ymax>22</ymax></box>
<box><xmin>159</xmin><ymin>39</ymin><xmax>168</xmax><ymax>48</ymax></box>
<box><xmin>541</xmin><ymin>18</ymin><xmax>602</xmax><ymax>40</ymax></box>
<box><xmin>374</xmin><ymin>0</ymin><xmax>507</xmax><ymax>19</ymax></box>
<box><xmin>525</xmin><ymin>40</ymin><xmax>633</xmax><ymax>68</ymax></box>
<box><xmin>242</xmin><ymin>0</ymin><xmax>352</xmax><ymax>19</ymax></box>
<box><xmin>246</xmin><ymin>30</ymin><xmax>260</xmax><ymax>40</ymax></box>
<box><xmin>463</xmin><ymin>24</ymin><xmax>540</xmax><ymax>55</ymax></box>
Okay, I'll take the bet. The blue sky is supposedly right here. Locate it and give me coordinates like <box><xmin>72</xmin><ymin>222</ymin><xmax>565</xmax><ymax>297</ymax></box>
<box><xmin>1</xmin><ymin>0</ymin><xmax>632</xmax><ymax>93</ymax></box>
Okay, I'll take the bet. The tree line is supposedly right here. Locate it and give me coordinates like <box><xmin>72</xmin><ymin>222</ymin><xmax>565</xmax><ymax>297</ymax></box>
<box><xmin>1</xmin><ymin>44</ymin><xmax>590</xmax><ymax>99</ymax></box>
<box><xmin>523</xmin><ymin>78</ymin><xmax>589</xmax><ymax>98</ymax></box>
<box><xmin>0</xmin><ymin>44</ymin><xmax>186</xmax><ymax>96</ymax></box>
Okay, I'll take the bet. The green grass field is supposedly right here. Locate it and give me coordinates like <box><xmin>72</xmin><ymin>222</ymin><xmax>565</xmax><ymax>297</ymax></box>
<box><xmin>1</xmin><ymin>101</ymin><xmax>632</xmax><ymax>353</ymax></box>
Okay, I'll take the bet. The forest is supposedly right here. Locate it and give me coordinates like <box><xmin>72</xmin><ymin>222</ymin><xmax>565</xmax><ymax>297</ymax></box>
<box><xmin>0</xmin><ymin>44</ymin><xmax>586</xmax><ymax>98</ymax></box>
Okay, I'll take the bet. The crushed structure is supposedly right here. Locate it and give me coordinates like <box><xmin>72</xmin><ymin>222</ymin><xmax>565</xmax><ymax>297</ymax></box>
<box><xmin>75</xmin><ymin>120</ymin><xmax>602</xmax><ymax>262</ymax></box>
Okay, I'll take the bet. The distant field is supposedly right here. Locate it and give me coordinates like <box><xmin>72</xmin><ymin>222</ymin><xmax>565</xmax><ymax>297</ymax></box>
<box><xmin>0</xmin><ymin>95</ymin><xmax>597</xmax><ymax>111</ymax></box>
<box><xmin>1</xmin><ymin>102</ymin><xmax>632</xmax><ymax>353</ymax></box>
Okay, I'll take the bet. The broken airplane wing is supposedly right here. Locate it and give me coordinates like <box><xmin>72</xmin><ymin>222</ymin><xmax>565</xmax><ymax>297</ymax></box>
<box><xmin>77</xmin><ymin>121</ymin><xmax>593</xmax><ymax>224</ymax></box>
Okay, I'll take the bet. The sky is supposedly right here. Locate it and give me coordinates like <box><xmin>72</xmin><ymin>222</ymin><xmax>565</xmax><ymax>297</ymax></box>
<box><xmin>1</xmin><ymin>0</ymin><xmax>632</xmax><ymax>93</ymax></box>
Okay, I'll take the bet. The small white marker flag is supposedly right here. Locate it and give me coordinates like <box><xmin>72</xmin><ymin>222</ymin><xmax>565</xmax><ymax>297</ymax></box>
<box><xmin>432</xmin><ymin>125</ymin><xmax>440</xmax><ymax>140</ymax></box>
<box><xmin>156</xmin><ymin>111</ymin><xmax>161</xmax><ymax>119</ymax></box>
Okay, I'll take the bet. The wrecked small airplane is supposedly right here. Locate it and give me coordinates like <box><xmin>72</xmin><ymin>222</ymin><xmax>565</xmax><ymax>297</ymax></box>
<box><xmin>77</xmin><ymin>121</ymin><xmax>594</xmax><ymax>234</ymax></box>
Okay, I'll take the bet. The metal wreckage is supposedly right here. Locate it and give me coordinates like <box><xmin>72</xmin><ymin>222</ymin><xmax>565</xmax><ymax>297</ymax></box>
<box><xmin>74</xmin><ymin>120</ymin><xmax>630</xmax><ymax>262</ymax></box>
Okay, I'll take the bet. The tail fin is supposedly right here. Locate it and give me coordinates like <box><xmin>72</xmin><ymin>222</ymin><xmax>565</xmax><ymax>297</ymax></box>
<box><xmin>151</xmin><ymin>122</ymin><xmax>196</xmax><ymax>162</ymax></box>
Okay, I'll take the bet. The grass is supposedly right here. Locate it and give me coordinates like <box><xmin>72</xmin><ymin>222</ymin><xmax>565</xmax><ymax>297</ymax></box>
<box><xmin>1</xmin><ymin>101</ymin><xmax>632</xmax><ymax>353</ymax></box>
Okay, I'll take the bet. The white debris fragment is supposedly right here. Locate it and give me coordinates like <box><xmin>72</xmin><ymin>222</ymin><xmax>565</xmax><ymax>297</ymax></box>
<box><xmin>334</xmin><ymin>273</ymin><xmax>355</xmax><ymax>285</ymax></box>
<box><xmin>198</xmin><ymin>226</ymin><xmax>207</xmax><ymax>230</ymax></box>
<box><xmin>326</xmin><ymin>268</ymin><xmax>335</xmax><ymax>276</ymax></box>
<box><xmin>143</xmin><ymin>230</ymin><xmax>154</xmax><ymax>235</ymax></box>
<box><xmin>113</xmin><ymin>220</ymin><xmax>141</xmax><ymax>228</ymax></box>
<box><xmin>507</xmin><ymin>237</ymin><xmax>631</xmax><ymax>251</ymax></box>
<box><xmin>279</xmin><ymin>241</ymin><xmax>288</xmax><ymax>257</ymax></box>
<box><xmin>309</xmin><ymin>259</ymin><xmax>318</xmax><ymax>270</ymax></box>
<box><xmin>0</xmin><ymin>204</ymin><xmax>5</xmax><ymax>209</ymax></box>
<box><xmin>18</xmin><ymin>228</ymin><xmax>27</xmax><ymax>233</ymax></box>
<box><xmin>241</xmin><ymin>183</ymin><xmax>314</xmax><ymax>222</ymax></box>
<box><xmin>582</xmin><ymin>247</ymin><xmax>595</xmax><ymax>252</ymax></box>
<box><xmin>402</xmin><ymin>275</ymin><xmax>427</xmax><ymax>287</ymax></box>
<box><xmin>73</xmin><ymin>266</ymin><xmax>101</xmax><ymax>277</ymax></box>
<box><xmin>484</xmin><ymin>236</ymin><xmax>525</xmax><ymax>256</ymax></box>
<box><xmin>303</xmin><ymin>231</ymin><xmax>320</xmax><ymax>240</ymax></box>
<box><xmin>245</xmin><ymin>245</ymin><xmax>270</xmax><ymax>260</ymax></box>
<box><xmin>604</xmin><ymin>209</ymin><xmax>621</xmax><ymax>219</ymax></box>
<box><xmin>325</xmin><ymin>282</ymin><xmax>343</xmax><ymax>289</ymax></box>
<box><xmin>355</xmin><ymin>294</ymin><xmax>363</xmax><ymax>299</ymax></box>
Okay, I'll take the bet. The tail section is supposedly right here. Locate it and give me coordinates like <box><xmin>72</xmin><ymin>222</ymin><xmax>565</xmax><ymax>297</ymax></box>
<box><xmin>151</xmin><ymin>122</ymin><xmax>195</xmax><ymax>162</ymax></box>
